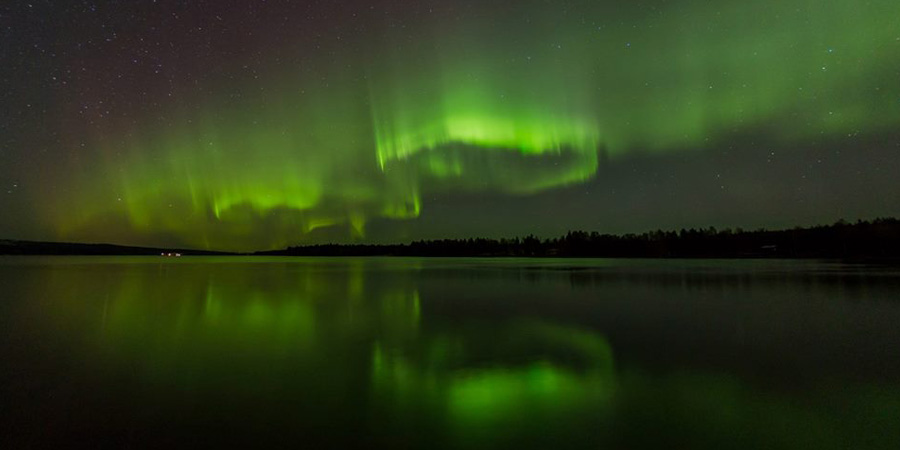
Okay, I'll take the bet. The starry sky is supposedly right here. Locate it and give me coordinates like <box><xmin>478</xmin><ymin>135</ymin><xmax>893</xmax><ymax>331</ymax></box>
<box><xmin>1</xmin><ymin>0</ymin><xmax>899</xmax><ymax>251</ymax></box>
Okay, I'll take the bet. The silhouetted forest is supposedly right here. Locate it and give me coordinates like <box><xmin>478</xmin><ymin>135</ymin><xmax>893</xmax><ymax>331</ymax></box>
<box><xmin>2</xmin><ymin>218</ymin><xmax>898</xmax><ymax>258</ymax></box>
<box><xmin>261</xmin><ymin>218</ymin><xmax>900</xmax><ymax>260</ymax></box>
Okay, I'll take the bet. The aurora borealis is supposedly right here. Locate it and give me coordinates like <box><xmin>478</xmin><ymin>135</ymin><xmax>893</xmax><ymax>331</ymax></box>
<box><xmin>2</xmin><ymin>1</ymin><xmax>899</xmax><ymax>250</ymax></box>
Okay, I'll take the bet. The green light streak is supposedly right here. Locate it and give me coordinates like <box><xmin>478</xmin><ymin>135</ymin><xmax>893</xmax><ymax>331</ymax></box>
<box><xmin>47</xmin><ymin>0</ymin><xmax>900</xmax><ymax>250</ymax></box>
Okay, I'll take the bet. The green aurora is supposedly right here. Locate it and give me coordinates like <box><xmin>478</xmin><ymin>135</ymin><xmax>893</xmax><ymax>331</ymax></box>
<box><xmin>35</xmin><ymin>0</ymin><xmax>900</xmax><ymax>250</ymax></box>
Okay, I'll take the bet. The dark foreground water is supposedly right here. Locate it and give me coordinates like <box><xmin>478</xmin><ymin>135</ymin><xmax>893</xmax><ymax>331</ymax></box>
<box><xmin>2</xmin><ymin>257</ymin><xmax>900</xmax><ymax>449</ymax></box>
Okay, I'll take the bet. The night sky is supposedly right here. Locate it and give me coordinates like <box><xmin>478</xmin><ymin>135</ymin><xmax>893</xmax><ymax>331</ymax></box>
<box><xmin>1</xmin><ymin>0</ymin><xmax>899</xmax><ymax>251</ymax></box>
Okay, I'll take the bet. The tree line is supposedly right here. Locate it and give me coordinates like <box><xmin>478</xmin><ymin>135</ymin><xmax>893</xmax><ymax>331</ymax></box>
<box><xmin>260</xmin><ymin>217</ymin><xmax>900</xmax><ymax>259</ymax></box>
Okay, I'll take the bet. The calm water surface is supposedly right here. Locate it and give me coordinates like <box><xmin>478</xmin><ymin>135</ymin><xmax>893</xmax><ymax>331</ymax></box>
<box><xmin>2</xmin><ymin>257</ymin><xmax>900</xmax><ymax>448</ymax></box>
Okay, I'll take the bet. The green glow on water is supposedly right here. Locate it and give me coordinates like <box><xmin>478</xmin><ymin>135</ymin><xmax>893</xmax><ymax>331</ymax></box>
<box><xmin>8</xmin><ymin>257</ymin><xmax>900</xmax><ymax>448</ymax></box>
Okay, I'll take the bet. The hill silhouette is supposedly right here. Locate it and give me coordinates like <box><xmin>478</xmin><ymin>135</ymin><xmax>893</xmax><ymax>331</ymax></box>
<box><xmin>0</xmin><ymin>240</ymin><xmax>229</xmax><ymax>256</ymax></box>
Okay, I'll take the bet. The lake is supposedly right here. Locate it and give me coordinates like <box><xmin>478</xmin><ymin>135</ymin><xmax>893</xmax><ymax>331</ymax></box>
<box><xmin>2</xmin><ymin>256</ymin><xmax>900</xmax><ymax>448</ymax></box>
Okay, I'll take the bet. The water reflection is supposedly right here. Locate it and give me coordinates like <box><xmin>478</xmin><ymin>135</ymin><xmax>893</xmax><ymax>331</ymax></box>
<box><xmin>371</xmin><ymin>320</ymin><xmax>615</xmax><ymax>447</ymax></box>
<box><xmin>2</xmin><ymin>257</ymin><xmax>900</xmax><ymax>449</ymax></box>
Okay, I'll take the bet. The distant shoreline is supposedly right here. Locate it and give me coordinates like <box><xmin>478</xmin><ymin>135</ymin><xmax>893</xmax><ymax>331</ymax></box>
<box><xmin>0</xmin><ymin>240</ymin><xmax>231</xmax><ymax>256</ymax></box>
<box><xmin>2</xmin><ymin>218</ymin><xmax>898</xmax><ymax>260</ymax></box>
